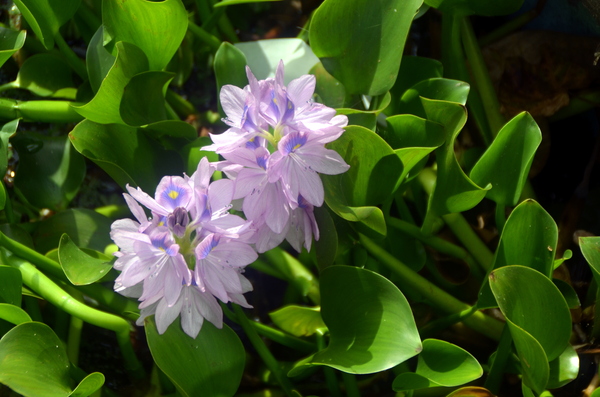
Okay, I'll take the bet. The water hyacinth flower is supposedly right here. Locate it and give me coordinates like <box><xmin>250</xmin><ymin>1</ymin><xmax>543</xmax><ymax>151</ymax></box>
<box><xmin>206</xmin><ymin>60</ymin><xmax>350</xmax><ymax>252</ymax></box>
<box><xmin>110</xmin><ymin>158</ymin><xmax>257</xmax><ymax>338</ymax></box>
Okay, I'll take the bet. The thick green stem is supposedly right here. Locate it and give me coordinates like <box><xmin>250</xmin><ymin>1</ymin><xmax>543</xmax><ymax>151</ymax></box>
<box><xmin>165</xmin><ymin>89</ymin><xmax>198</xmax><ymax>119</ymax></box>
<box><xmin>188</xmin><ymin>21</ymin><xmax>222</xmax><ymax>52</ymax></box>
<box><xmin>341</xmin><ymin>372</ymin><xmax>361</xmax><ymax>397</ymax></box>
<box><xmin>232</xmin><ymin>304</ymin><xmax>296</xmax><ymax>396</ymax></box>
<box><xmin>54</xmin><ymin>32</ymin><xmax>88</xmax><ymax>81</ymax></box>
<box><xmin>484</xmin><ymin>326</ymin><xmax>513</xmax><ymax>394</ymax></box>
<box><xmin>359</xmin><ymin>234</ymin><xmax>503</xmax><ymax>341</ymax></box>
<box><xmin>316</xmin><ymin>333</ymin><xmax>342</xmax><ymax>397</ymax></box>
<box><xmin>0</xmin><ymin>98</ymin><xmax>83</xmax><ymax>123</ymax></box>
<box><xmin>442</xmin><ymin>213</ymin><xmax>494</xmax><ymax>272</ymax></box>
<box><xmin>461</xmin><ymin>17</ymin><xmax>504</xmax><ymax>136</ymax></box>
<box><xmin>2</xmin><ymin>252</ymin><xmax>144</xmax><ymax>378</ymax></box>
<box><xmin>221</xmin><ymin>304</ymin><xmax>316</xmax><ymax>353</ymax></box>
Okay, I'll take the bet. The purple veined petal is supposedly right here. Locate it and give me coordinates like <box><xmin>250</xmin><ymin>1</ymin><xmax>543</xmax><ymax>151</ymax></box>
<box><xmin>287</xmin><ymin>74</ymin><xmax>316</xmax><ymax>108</ymax></box>
<box><xmin>195</xmin><ymin>233</ymin><xmax>220</xmax><ymax>260</ymax></box>
<box><xmin>123</xmin><ymin>193</ymin><xmax>149</xmax><ymax>225</ymax></box>
<box><xmin>275</xmin><ymin>60</ymin><xmax>285</xmax><ymax>88</ymax></box>
<box><xmin>297</xmin><ymin>145</ymin><xmax>350</xmax><ymax>175</ymax></box>
<box><xmin>203</xmin><ymin>213</ymin><xmax>252</xmax><ymax>239</ymax></box>
<box><xmin>263</xmin><ymin>182</ymin><xmax>291</xmax><ymax>234</ymax></box>
<box><xmin>116</xmin><ymin>283</ymin><xmax>143</xmax><ymax>299</ymax></box>
<box><xmin>220</xmin><ymin>85</ymin><xmax>248</xmax><ymax>127</ymax></box>
<box><xmin>246</xmin><ymin>65</ymin><xmax>260</xmax><ymax>96</ymax></box>
<box><xmin>155</xmin><ymin>176</ymin><xmax>193</xmax><ymax>212</ymax></box>
<box><xmin>293</xmin><ymin>162</ymin><xmax>325</xmax><ymax>207</ymax></box>
<box><xmin>210</xmin><ymin>240</ymin><xmax>258</xmax><ymax>268</ymax></box>
<box><xmin>120</xmin><ymin>249</ymin><xmax>166</xmax><ymax>287</ymax></box>
<box><xmin>136</xmin><ymin>301</ymin><xmax>158</xmax><ymax>327</ymax></box>
<box><xmin>253</xmin><ymin>220</ymin><xmax>288</xmax><ymax>253</ymax></box>
<box><xmin>190</xmin><ymin>157</ymin><xmax>213</xmax><ymax>192</ymax></box>
<box><xmin>228</xmin><ymin>293</ymin><xmax>252</xmax><ymax>308</ymax></box>
<box><xmin>180</xmin><ymin>287</ymin><xmax>205</xmax><ymax>338</ymax></box>
<box><xmin>155</xmin><ymin>294</ymin><xmax>183</xmax><ymax>334</ymax></box>
<box><xmin>113</xmin><ymin>253</ymin><xmax>139</xmax><ymax>273</ymax></box>
<box><xmin>192</xmin><ymin>287</ymin><xmax>223</xmax><ymax>329</ymax></box>
<box><xmin>202</xmin><ymin>265</ymin><xmax>238</xmax><ymax>302</ymax></box>
<box><xmin>208</xmin><ymin>178</ymin><xmax>234</xmax><ymax>213</ymax></box>
<box><xmin>126</xmin><ymin>185</ymin><xmax>168</xmax><ymax>216</ymax></box>
<box><xmin>234</xmin><ymin>167</ymin><xmax>267</xmax><ymax>200</ymax></box>
<box><xmin>110</xmin><ymin>219</ymin><xmax>147</xmax><ymax>252</ymax></box>
<box><xmin>278</xmin><ymin>131</ymin><xmax>308</xmax><ymax>156</ymax></box>
<box><xmin>163</xmin><ymin>259</ymin><xmax>185</xmax><ymax>307</ymax></box>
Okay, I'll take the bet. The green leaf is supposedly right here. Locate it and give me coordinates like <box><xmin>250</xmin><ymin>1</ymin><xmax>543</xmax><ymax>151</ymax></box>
<box><xmin>214</xmin><ymin>42</ymin><xmax>249</xmax><ymax>117</ymax></box>
<box><xmin>214</xmin><ymin>0</ymin><xmax>282</xmax><ymax>7</ymax></box>
<box><xmin>424</xmin><ymin>0</ymin><xmax>524</xmax><ymax>16</ymax></box>
<box><xmin>74</xmin><ymin>41</ymin><xmax>149</xmax><ymax>125</ymax></box>
<box><xmin>323</xmin><ymin>125</ymin><xmax>402</xmax><ymax>236</ymax></box>
<box><xmin>384</xmin><ymin>114</ymin><xmax>444</xmax><ymax>186</ymax></box>
<box><xmin>120</xmin><ymin>71</ymin><xmax>174</xmax><ymax>127</ymax></box>
<box><xmin>12</xmin><ymin>132</ymin><xmax>85</xmax><ymax>211</ymax></box>
<box><xmin>396</xmin><ymin>78</ymin><xmax>470</xmax><ymax>118</ymax></box>
<box><xmin>145</xmin><ymin>318</ymin><xmax>245</xmax><ymax>397</ymax></box>
<box><xmin>336</xmin><ymin>92</ymin><xmax>391</xmax><ymax>130</ymax></box>
<box><xmin>33</xmin><ymin>208</ymin><xmax>113</xmax><ymax>254</ymax></box>
<box><xmin>102</xmin><ymin>0</ymin><xmax>188</xmax><ymax>71</ymax></box>
<box><xmin>0</xmin><ymin>265</ymin><xmax>22</xmax><ymax>306</ymax></box>
<box><xmin>420</xmin><ymin>98</ymin><xmax>489</xmax><ymax>232</ymax></box>
<box><xmin>69</xmin><ymin>372</ymin><xmax>105</xmax><ymax>397</ymax></box>
<box><xmin>142</xmin><ymin>120</ymin><xmax>197</xmax><ymax>151</ymax></box>
<box><xmin>269</xmin><ymin>306</ymin><xmax>327</xmax><ymax>337</ymax></box>
<box><xmin>309</xmin><ymin>0</ymin><xmax>423</xmax><ymax>96</ymax></box>
<box><xmin>86</xmin><ymin>26</ymin><xmax>116</xmax><ymax>94</ymax></box>
<box><xmin>313</xmin><ymin>206</ymin><xmax>338</xmax><ymax>271</ymax></box>
<box><xmin>547</xmin><ymin>344</ymin><xmax>578</xmax><ymax>389</ymax></box>
<box><xmin>579</xmin><ymin>236</ymin><xmax>600</xmax><ymax>286</ymax></box>
<box><xmin>181</xmin><ymin>137</ymin><xmax>220</xmax><ymax>176</ymax></box>
<box><xmin>386</xmin><ymin>56</ymin><xmax>443</xmax><ymax>116</ymax></box>
<box><xmin>393</xmin><ymin>339</ymin><xmax>482</xmax><ymax>391</ymax></box>
<box><xmin>310</xmin><ymin>62</ymin><xmax>346</xmax><ymax>109</ymax></box>
<box><xmin>289</xmin><ymin>266</ymin><xmax>422</xmax><ymax>375</ymax></box>
<box><xmin>69</xmin><ymin>120</ymin><xmax>183</xmax><ymax>193</ymax></box>
<box><xmin>479</xmin><ymin>199</ymin><xmax>558</xmax><ymax>308</ymax></box>
<box><xmin>0</xmin><ymin>304</ymin><xmax>31</xmax><ymax>326</ymax></box>
<box><xmin>553</xmin><ymin>279</ymin><xmax>580</xmax><ymax>309</ymax></box>
<box><xmin>445</xmin><ymin>387</ymin><xmax>495</xmax><ymax>396</ymax></box>
<box><xmin>0</xmin><ymin>27</ymin><xmax>26</xmax><ymax>68</ymax></box>
<box><xmin>12</xmin><ymin>0</ymin><xmax>81</xmax><ymax>50</ymax></box>
<box><xmin>489</xmin><ymin>266</ymin><xmax>571</xmax><ymax>362</ymax></box>
<box><xmin>234</xmin><ymin>39</ymin><xmax>320</xmax><ymax>84</ymax></box>
<box><xmin>58</xmin><ymin>234</ymin><xmax>113</xmax><ymax>286</ymax></box>
<box><xmin>0</xmin><ymin>119</ymin><xmax>18</xmax><ymax>179</ymax></box>
<box><xmin>14</xmin><ymin>53</ymin><xmax>74</xmax><ymax>97</ymax></box>
<box><xmin>166</xmin><ymin>31</ymin><xmax>194</xmax><ymax>88</ymax></box>
<box><xmin>470</xmin><ymin>112</ymin><xmax>542</xmax><ymax>206</ymax></box>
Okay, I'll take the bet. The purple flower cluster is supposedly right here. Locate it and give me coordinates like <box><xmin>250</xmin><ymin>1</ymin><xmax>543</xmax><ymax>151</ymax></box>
<box><xmin>111</xmin><ymin>158</ymin><xmax>256</xmax><ymax>338</ymax></box>
<box><xmin>110</xmin><ymin>61</ymin><xmax>349</xmax><ymax>338</ymax></box>
<box><xmin>205</xmin><ymin>61</ymin><xmax>349</xmax><ymax>253</ymax></box>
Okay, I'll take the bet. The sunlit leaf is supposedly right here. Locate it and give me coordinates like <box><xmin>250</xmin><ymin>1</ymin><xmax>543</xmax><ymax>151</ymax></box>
<box><xmin>0</xmin><ymin>27</ymin><xmax>26</xmax><ymax>68</ymax></box>
<box><xmin>12</xmin><ymin>132</ymin><xmax>85</xmax><ymax>211</ymax></box>
<box><xmin>69</xmin><ymin>372</ymin><xmax>105</xmax><ymax>397</ymax></box>
<box><xmin>446</xmin><ymin>387</ymin><xmax>495</xmax><ymax>396</ymax></box>
<box><xmin>181</xmin><ymin>137</ymin><xmax>220</xmax><ymax>176</ymax></box>
<box><xmin>120</xmin><ymin>71</ymin><xmax>174</xmax><ymax>127</ymax></box>
<box><xmin>311</xmin><ymin>62</ymin><xmax>346</xmax><ymax>109</ymax></box>
<box><xmin>146</xmin><ymin>318</ymin><xmax>245</xmax><ymax>397</ymax></box>
<box><xmin>424</xmin><ymin>0</ymin><xmax>524</xmax><ymax>16</ymax></box>
<box><xmin>397</xmin><ymin>78</ymin><xmax>470</xmax><ymax>118</ymax></box>
<box><xmin>470</xmin><ymin>112</ymin><xmax>542</xmax><ymax>206</ymax></box>
<box><xmin>579</xmin><ymin>236</ymin><xmax>600</xmax><ymax>286</ymax></box>
<box><xmin>14</xmin><ymin>53</ymin><xmax>73</xmax><ymax>97</ymax></box>
<box><xmin>0</xmin><ymin>265</ymin><xmax>22</xmax><ymax>306</ymax></box>
<box><xmin>336</xmin><ymin>92</ymin><xmax>391</xmax><ymax>130</ymax></box>
<box><xmin>0</xmin><ymin>304</ymin><xmax>31</xmax><ymax>326</ymax></box>
<box><xmin>103</xmin><ymin>0</ymin><xmax>188</xmax><ymax>71</ymax></box>
<box><xmin>12</xmin><ymin>0</ymin><xmax>80</xmax><ymax>49</ymax></box>
<box><xmin>0</xmin><ymin>119</ymin><xmax>18</xmax><ymax>179</ymax></box>
<box><xmin>269</xmin><ymin>306</ymin><xmax>327</xmax><ymax>337</ymax></box>
<box><xmin>547</xmin><ymin>344</ymin><xmax>579</xmax><ymax>389</ymax></box>
<box><xmin>289</xmin><ymin>266</ymin><xmax>422</xmax><ymax>375</ymax></box>
<box><xmin>214</xmin><ymin>42</ymin><xmax>248</xmax><ymax>117</ymax></box>
<box><xmin>309</xmin><ymin>0</ymin><xmax>423</xmax><ymax>96</ymax></box>
<box><xmin>86</xmin><ymin>26</ymin><xmax>116</xmax><ymax>94</ymax></box>
<box><xmin>58</xmin><ymin>234</ymin><xmax>113</xmax><ymax>286</ymax></box>
<box><xmin>214</xmin><ymin>0</ymin><xmax>282</xmax><ymax>7</ymax></box>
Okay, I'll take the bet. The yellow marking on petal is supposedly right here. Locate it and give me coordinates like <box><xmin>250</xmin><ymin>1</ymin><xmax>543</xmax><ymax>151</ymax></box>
<box><xmin>272</xmin><ymin>98</ymin><xmax>278</xmax><ymax>105</ymax></box>
<box><xmin>158</xmin><ymin>221</ymin><xmax>164</xmax><ymax>226</ymax></box>
<box><xmin>168</xmin><ymin>190</ymin><xmax>179</xmax><ymax>200</ymax></box>
<box><xmin>287</xmin><ymin>101</ymin><xmax>293</xmax><ymax>109</ymax></box>
<box><xmin>293</xmin><ymin>143</ymin><xmax>302</xmax><ymax>151</ymax></box>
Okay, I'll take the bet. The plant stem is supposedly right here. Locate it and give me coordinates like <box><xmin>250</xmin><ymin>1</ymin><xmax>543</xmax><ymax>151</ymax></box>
<box><xmin>2</xmin><ymin>251</ymin><xmax>144</xmax><ymax>379</ymax></box>
<box><xmin>359</xmin><ymin>234</ymin><xmax>503</xmax><ymax>341</ymax></box>
<box><xmin>263</xmin><ymin>248</ymin><xmax>320</xmax><ymax>305</ymax></box>
<box><xmin>165</xmin><ymin>89</ymin><xmax>198</xmax><ymax>119</ymax></box>
<box><xmin>341</xmin><ymin>372</ymin><xmax>361</xmax><ymax>397</ymax></box>
<box><xmin>188</xmin><ymin>21</ymin><xmax>222</xmax><ymax>52</ymax></box>
<box><xmin>316</xmin><ymin>333</ymin><xmax>342</xmax><ymax>397</ymax></box>
<box><xmin>3</xmin><ymin>182</ymin><xmax>16</xmax><ymax>224</ymax></box>
<box><xmin>232</xmin><ymin>304</ymin><xmax>296</xmax><ymax>397</ymax></box>
<box><xmin>442</xmin><ymin>213</ymin><xmax>494</xmax><ymax>272</ymax></box>
<box><xmin>221</xmin><ymin>303</ymin><xmax>316</xmax><ymax>353</ymax></box>
<box><xmin>54</xmin><ymin>32</ymin><xmax>88</xmax><ymax>81</ymax></box>
<box><xmin>0</xmin><ymin>98</ymin><xmax>83</xmax><ymax>123</ymax></box>
<box><xmin>484</xmin><ymin>325</ymin><xmax>512</xmax><ymax>394</ymax></box>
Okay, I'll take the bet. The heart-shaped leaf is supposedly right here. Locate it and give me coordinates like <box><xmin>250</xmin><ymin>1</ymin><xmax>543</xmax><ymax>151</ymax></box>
<box><xmin>269</xmin><ymin>306</ymin><xmax>327</xmax><ymax>337</ymax></box>
<box><xmin>309</xmin><ymin>0</ymin><xmax>423</xmax><ymax>96</ymax></box>
<box><xmin>547</xmin><ymin>344</ymin><xmax>579</xmax><ymax>389</ymax></box>
<box><xmin>289</xmin><ymin>266</ymin><xmax>422</xmax><ymax>375</ymax></box>
<box><xmin>120</xmin><ymin>71</ymin><xmax>174</xmax><ymax>127</ymax></box>
<box><xmin>145</xmin><ymin>317</ymin><xmax>245</xmax><ymax>397</ymax></box>
<box><xmin>397</xmin><ymin>78</ymin><xmax>470</xmax><ymax>118</ymax></box>
<box><xmin>14</xmin><ymin>53</ymin><xmax>74</xmax><ymax>97</ymax></box>
<box><xmin>0</xmin><ymin>27</ymin><xmax>26</xmax><ymax>68</ymax></box>
<box><xmin>0</xmin><ymin>304</ymin><xmax>31</xmax><ymax>325</ymax></box>
<box><xmin>58</xmin><ymin>234</ymin><xmax>113</xmax><ymax>286</ymax></box>
<box><xmin>86</xmin><ymin>26</ymin><xmax>116</xmax><ymax>94</ymax></box>
<box><xmin>102</xmin><ymin>0</ymin><xmax>188</xmax><ymax>71</ymax></box>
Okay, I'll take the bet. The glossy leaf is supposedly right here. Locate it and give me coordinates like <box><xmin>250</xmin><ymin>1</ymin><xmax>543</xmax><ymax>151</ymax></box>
<box><xmin>181</xmin><ymin>137</ymin><xmax>220</xmax><ymax>176</ymax></box>
<box><xmin>479</xmin><ymin>199</ymin><xmax>558</xmax><ymax>308</ymax></box>
<box><xmin>420</xmin><ymin>98</ymin><xmax>489</xmax><ymax>233</ymax></box>
<box><xmin>0</xmin><ymin>27</ymin><xmax>26</xmax><ymax>68</ymax></box>
<box><xmin>214</xmin><ymin>0</ymin><xmax>282</xmax><ymax>6</ymax></box>
<box><xmin>446</xmin><ymin>387</ymin><xmax>495</xmax><ymax>396</ymax></box>
<box><xmin>234</xmin><ymin>39</ymin><xmax>320</xmax><ymax>84</ymax></box>
<box><xmin>74</xmin><ymin>41</ymin><xmax>149</xmax><ymax>125</ymax></box>
<box><xmin>313</xmin><ymin>206</ymin><xmax>338</xmax><ymax>271</ymax></box>
<box><xmin>579</xmin><ymin>236</ymin><xmax>600</xmax><ymax>286</ymax></box>
<box><xmin>393</xmin><ymin>339</ymin><xmax>482</xmax><ymax>391</ymax></box>
<box><xmin>214</xmin><ymin>42</ymin><xmax>249</xmax><ymax>117</ymax></box>
<box><xmin>58</xmin><ymin>234</ymin><xmax>113</xmax><ymax>286</ymax></box>
<box><xmin>424</xmin><ymin>0</ymin><xmax>524</xmax><ymax>16</ymax></box>
<box><xmin>384</xmin><ymin>114</ymin><xmax>444</xmax><ymax>186</ymax></box>
<box><xmin>322</xmin><ymin>126</ymin><xmax>402</xmax><ymax>235</ymax></box>
<box><xmin>102</xmin><ymin>0</ymin><xmax>188</xmax><ymax>71</ymax></box>
<box><xmin>12</xmin><ymin>0</ymin><xmax>80</xmax><ymax>49</ymax></box>
<box><xmin>269</xmin><ymin>306</ymin><xmax>327</xmax><ymax>337</ymax></box>
<box><xmin>120</xmin><ymin>71</ymin><xmax>174</xmax><ymax>127</ymax></box>
<box><xmin>0</xmin><ymin>265</ymin><xmax>22</xmax><ymax>306</ymax></box>
<box><xmin>387</xmin><ymin>56</ymin><xmax>443</xmax><ymax>115</ymax></box>
<box><xmin>0</xmin><ymin>304</ymin><xmax>31</xmax><ymax>326</ymax></box>
<box><xmin>553</xmin><ymin>279</ymin><xmax>580</xmax><ymax>309</ymax></box>
<box><xmin>146</xmin><ymin>317</ymin><xmax>245</xmax><ymax>397</ymax></box>
<box><xmin>86</xmin><ymin>26</ymin><xmax>116</xmax><ymax>94</ymax></box>
<box><xmin>397</xmin><ymin>78</ymin><xmax>470</xmax><ymax>118</ymax></box>
<box><xmin>310</xmin><ymin>62</ymin><xmax>346</xmax><ymax>108</ymax></box>
<box><xmin>69</xmin><ymin>120</ymin><xmax>182</xmax><ymax>193</ymax></box>
<box><xmin>0</xmin><ymin>322</ymin><xmax>105</xmax><ymax>397</ymax></box>
<box><xmin>309</xmin><ymin>0</ymin><xmax>423</xmax><ymax>96</ymax></box>
<box><xmin>12</xmin><ymin>132</ymin><xmax>85</xmax><ymax>211</ymax></box>
<box><xmin>547</xmin><ymin>344</ymin><xmax>579</xmax><ymax>389</ymax></box>
<box><xmin>0</xmin><ymin>119</ymin><xmax>18</xmax><ymax>179</ymax></box>
<box><xmin>470</xmin><ymin>112</ymin><xmax>542</xmax><ymax>206</ymax></box>
<box><xmin>33</xmin><ymin>208</ymin><xmax>113</xmax><ymax>254</ymax></box>
<box><xmin>289</xmin><ymin>266</ymin><xmax>422</xmax><ymax>375</ymax></box>
<box><xmin>490</xmin><ymin>266</ymin><xmax>571</xmax><ymax>362</ymax></box>
<box><xmin>142</xmin><ymin>120</ymin><xmax>197</xmax><ymax>151</ymax></box>
<box><xmin>336</xmin><ymin>92</ymin><xmax>391</xmax><ymax>130</ymax></box>
<box><xmin>14</xmin><ymin>53</ymin><xmax>73</xmax><ymax>97</ymax></box>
